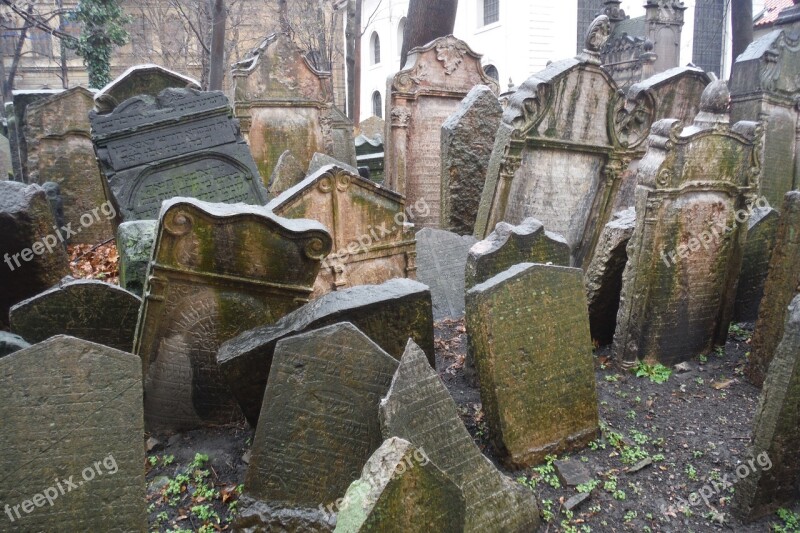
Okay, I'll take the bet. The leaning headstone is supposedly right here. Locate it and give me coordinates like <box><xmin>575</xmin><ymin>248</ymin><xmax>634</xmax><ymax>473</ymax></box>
<box><xmin>307</xmin><ymin>152</ymin><xmax>359</xmax><ymax>177</ymax></box>
<box><xmin>0</xmin><ymin>331</ymin><xmax>29</xmax><ymax>358</ymax></box>
<box><xmin>117</xmin><ymin>220</ymin><xmax>157</xmax><ymax>297</ymax></box>
<box><xmin>465</xmin><ymin>263</ymin><xmax>599</xmax><ymax>467</ymax></box>
<box><xmin>235</xmin><ymin>323</ymin><xmax>398</xmax><ymax>532</ymax></box>
<box><xmin>415</xmin><ymin>228</ymin><xmax>477</xmax><ymax>320</ymax></box>
<box><xmin>0</xmin><ymin>182</ymin><xmax>70</xmax><ymax>328</ymax></box>
<box><xmin>380</xmin><ymin>340</ymin><xmax>541</xmax><ymax>532</ymax></box>
<box><xmin>334</xmin><ymin>437</ymin><xmax>465</xmax><ymax>533</ymax></box>
<box><xmin>10</xmin><ymin>278</ymin><xmax>141</xmax><ymax>352</ymax></box>
<box><xmin>89</xmin><ymin>88</ymin><xmax>270</xmax><ymax>222</ymax></box>
<box><xmin>734</xmin><ymin>295</ymin><xmax>800</xmax><ymax>521</ymax></box>
<box><xmin>217</xmin><ymin>278</ymin><xmax>434</xmax><ymax>426</ymax></box>
<box><xmin>135</xmin><ymin>197</ymin><xmax>331</xmax><ymax>431</ymax></box>
<box><xmin>0</xmin><ymin>335</ymin><xmax>145</xmax><ymax>531</ymax></box>
<box><xmin>266</xmin><ymin>149</ymin><xmax>305</xmax><ymax>197</ymax></box>
<box><xmin>6</xmin><ymin>90</ymin><xmax>62</xmax><ymax>182</ymax></box>
<box><xmin>748</xmin><ymin>192</ymin><xmax>800</xmax><ymax>386</ymax></box>
<box><xmin>465</xmin><ymin>217</ymin><xmax>570</xmax><ymax>289</ymax></box>
<box><xmin>386</xmin><ymin>35</ymin><xmax>499</xmax><ymax>228</ymax></box>
<box><xmin>735</xmin><ymin>206</ymin><xmax>780</xmax><ymax>322</ymax></box>
<box><xmin>440</xmin><ymin>85</ymin><xmax>502</xmax><ymax>235</ymax></box>
<box><xmin>94</xmin><ymin>63</ymin><xmax>200</xmax><ymax>114</ymax></box>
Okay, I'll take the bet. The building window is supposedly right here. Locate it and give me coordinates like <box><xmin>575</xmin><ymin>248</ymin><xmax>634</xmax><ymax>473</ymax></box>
<box><xmin>28</xmin><ymin>27</ymin><xmax>52</xmax><ymax>57</ymax></box>
<box><xmin>397</xmin><ymin>17</ymin><xmax>406</xmax><ymax>59</ymax></box>
<box><xmin>372</xmin><ymin>91</ymin><xmax>382</xmax><ymax>118</ymax></box>
<box><xmin>370</xmin><ymin>31</ymin><xmax>381</xmax><ymax>65</ymax></box>
<box><xmin>483</xmin><ymin>0</ymin><xmax>499</xmax><ymax>26</ymax></box>
<box><xmin>484</xmin><ymin>64</ymin><xmax>499</xmax><ymax>81</ymax></box>
<box><xmin>0</xmin><ymin>16</ymin><xmax>18</xmax><ymax>57</ymax></box>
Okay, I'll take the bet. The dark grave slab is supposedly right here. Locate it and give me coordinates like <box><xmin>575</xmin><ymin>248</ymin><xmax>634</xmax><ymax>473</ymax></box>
<box><xmin>94</xmin><ymin>63</ymin><xmax>200</xmax><ymax>114</ymax></box>
<box><xmin>735</xmin><ymin>205</ymin><xmax>779</xmax><ymax>322</ymax></box>
<box><xmin>415</xmin><ymin>228</ymin><xmax>477</xmax><ymax>320</ymax></box>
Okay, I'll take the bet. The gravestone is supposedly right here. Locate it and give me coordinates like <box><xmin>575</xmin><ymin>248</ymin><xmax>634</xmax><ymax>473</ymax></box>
<box><xmin>465</xmin><ymin>263</ymin><xmax>599</xmax><ymax>467</ymax></box>
<box><xmin>735</xmin><ymin>206</ymin><xmax>779</xmax><ymax>322</ymax></box>
<box><xmin>0</xmin><ymin>134</ymin><xmax>12</xmax><ymax>179</ymax></box>
<box><xmin>94</xmin><ymin>63</ymin><xmax>200</xmax><ymax>114</ymax></box>
<box><xmin>24</xmin><ymin>87</ymin><xmax>113</xmax><ymax>244</ymax></box>
<box><xmin>42</xmin><ymin>181</ymin><xmax>66</xmax><ymax>232</ymax></box>
<box><xmin>89</xmin><ymin>88</ymin><xmax>269</xmax><ymax>222</ymax></box>
<box><xmin>386</xmin><ymin>35</ymin><xmax>499</xmax><ymax>228</ymax></box>
<box><xmin>328</xmin><ymin>105</ymin><xmax>359</xmax><ymax>167</ymax></box>
<box><xmin>379</xmin><ymin>340</ymin><xmax>541</xmax><ymax>532</ymax></box>
<box><xmin>747</xmin><ymin>192</ymin><xmax>800</xmax><ymax>387</ymax></box>
<box><xmin>733</xmin><ymin>295</ymin><xmax>800</xmax><ymax>521</ymax></box>
<box><xmin>268</xmin><ymin>164</ymin><xmax>417</xmax><ymax>298</ymax></box>
<box><xmin>117</xmin><ymin>220</ymin><xmax>157</xmax><ymax>297</ymax></box>
<box><xmin>334</xmin><ymin>437</ymin><xmax>465</xmax><ymax>533</ymax></box>
<box><xmin>358</xmin><ymin>116</ymin><xmax>385</xmax><ymax>140</ymax></box>
<box><xmin>307</xmin><ymin>152</ymin><xmax>359</xmax><ymax>177</ymax></box>
<box><xmin>134</xmin><ymin>197</ymin><xmax>331</xmax><ymax>431</ymax></box>
<box><xmin>415</xmin><ymin>228</ymin><xmax>477</xmax><ymax>320</ymax></box>
<box><xmin>217</xmin><ymin>278</ymin><xmax>434</xmax><ymax>426</ymax></box>
<box><xmin>0</xmin><ymin>335</ymin><xmax>145</xmax><ymax>531</ymax></box>
<box><xmin>614</xmin><ymin>81</ymin><xmax>762</xmax><ymax>368</ymax></box>
<box><xmin>10</xmin><ymin>278</ymin><xmax>141</xmax><ymax>352</ymax></box>
<box><xmin>440</xmin><ymin>85</ymin><xmax>503</xmax><ymax>235</ymax></box>
<box><xmin>236</xmin><ymin>323</ymin><xmax>398</xmax><ymax>532</ymax></box>
<box><xmin>0</xmin><ymin>331</ymin><xmax>29</xmax><ymax>357</ymax></box>
<box><xmin>0</xmin><ymin>182</ymin><xmax>70</xmax><ymax>328</ymax></box>
<box><xmin>465</xmin><ymin>217</ymin><xmax>570</xmax><ymax>289</ymax></box>
<box><xmin>6</xmin><ymin>90</ymin><xmax>62</xmax><ymax>182</ymax></box>
<box><xmin>267</xmin><ymin>150</ymin><xmax>305</xmax><ymax>196</ymax></box>
<box><xmin>355</xmin><ymin>133</ymin><xmax>385</xmax><ymax>183</ymax></box>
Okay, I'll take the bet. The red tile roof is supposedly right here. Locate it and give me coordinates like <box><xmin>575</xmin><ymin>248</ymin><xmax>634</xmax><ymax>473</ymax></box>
<box><xmin>755</xmin><ymin>0</ymin><xmax>794</xmax><ymax>27</ymax></box>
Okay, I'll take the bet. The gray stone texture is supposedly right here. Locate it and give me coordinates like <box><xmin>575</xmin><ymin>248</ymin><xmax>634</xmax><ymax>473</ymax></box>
<box><xmin>93</xmin><ymin>63</ymin><xmax>201</xmax><ymax>114</ymax></box>
<box><xmin>117</xmin><ymin>220</ymin><xmax>157</xmax><ymax>297</ymax></box>
<box><xmin>415</xmin><ymin>228</ymin><xmax>477</xmax><ymax>320</ymax></box>
<box><xmin>735</xmin><ymin>206</ymin><xmax>779</xmax><ymax>322</ymax></box>
<box><xmin>267</xmin><ymin>149</ymin><xmax>305</xmax><ymax>197</ymax></box>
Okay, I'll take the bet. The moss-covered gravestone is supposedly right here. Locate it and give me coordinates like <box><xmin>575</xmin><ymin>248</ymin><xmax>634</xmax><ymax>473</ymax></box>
<box><xmin>93</xmin><ymin>63</ymin><xmax>200</xmax><ymax>114</ymax></box>
<box><xmin>134</xmin><ymin>197</ymin><xmax>331</xmax><ymax>431</ymax></box>
<box><xmin>235</xmin><ymin>323</ymin><xmax>398</xmax><ymax>532</ymax></box>
<box><xmin>334</xmin><ymin>437</ymin><xmax>465</xmax><ymax>533</ymax></box>
<box><xmin>117</xmin><ymin>220</ymin><xmax>157</xmax><ymax>297</ymax></box>
<box><xmin>466</xmin><ymin>263</ymin><xmax>599</xmax><ymax>467</ymax></box>
<box><xmin>380</xmin><ymin>340</ymin><xmax>541</xmax><ymax>532</ymax></box>
<box><xmin>0</xmin><ymin>336</ymin><xmax>145</xmax><ymax>531</ymax></box>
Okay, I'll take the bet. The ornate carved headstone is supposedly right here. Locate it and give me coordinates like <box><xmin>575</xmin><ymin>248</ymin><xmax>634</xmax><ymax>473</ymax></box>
<box><xmin>0</xmin><ymin>335</ymin><xmax>145</xmax><ymax>531</ymax></box>
<box><xmin>386</xmin><ymin>35</ymin><xmax>499</xmax><ymax>228</ymax></box>
<box><xmin>89</xmin><ymin>88</ymin><xmax>269</xmax><ymax>222</ymax></box>
<box><xmin>134</xmin><ymin>197</ymin><xmax>331</xmax><ymax>431</ymax></box>
<box><xmin>117</xmin><ymin>220</ymin><xmax>157</xmax><ymax>297</ymax></box>
<box><xmin>415</xmin><ymin>228</ymin><xmax>476</xmax><ymax>320</ymax></box>
<box><xmin>735</xmin><ymin>206</ymin><xmax>779</xmax><ymax>322</ymax></box>
<box><xmin>93</xmin><ymin>63</ymin><xmax>200</xmax><ymax>114</ymax></box>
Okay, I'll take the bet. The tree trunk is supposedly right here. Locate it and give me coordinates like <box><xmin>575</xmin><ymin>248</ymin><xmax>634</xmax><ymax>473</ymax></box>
<box><xmin>345</xmin><ymin>0</ymin><xmax>356</xmax><ymax>119</ymax></box>
<box><xmin>208</xmin><ymin>0</ymin><xmax>226</xmax><ymax>91</ymax></box>
<box><xmin>57</xmin><ymin>0</ymin><xmax>69</xmax><ymax>89</ymax></box>
<box><xmin>399</xmin><ymin>0</ymin><xmax>458</xmax><ymax>70</ymax></box>
<box><xmin>731</xmin><ymin>0</ymin><xmax>753</xmax><ymax>64</ymax></box>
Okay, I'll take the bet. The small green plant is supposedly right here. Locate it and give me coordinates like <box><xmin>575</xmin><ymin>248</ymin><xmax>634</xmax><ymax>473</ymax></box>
<box><xmin>652</xmin><ymin>453</ymin><xmax>665</xmax><ymax>462</ymax></box>
<box><xmin>189</xmin><ymin>453</ymin><xmax>210</xmax><ymax>469</ymax></box>
<box><xmin>686</xmin><ymin>464</ymin><xmax>698</xmax><ymax>481</ymax></box>
<box><xmin>729</xmin><ymin>323</ymin><xmax>752</xmax><ymax>341</ymax></box>
<box><xmin>588</xmin><ymin>439</ymin><xmax>606</xmax><ymax>451</ymax></box>
<box><xmin>605</xmin><ymin>374</ymin><xmax>619</xmax><ymax>382</ymax></box>
<box><xmin>773</xmin><ymin>508</ymin><xmax>800</xmax><ymax>533</ymax></box>
<box><xmin>516</xmin><ymin>475</ymin><xmax>536</xmax><ymax>491</ymax></box>
<box><xmin>162</xmin><ymin>454</ymin><xmax>175</xmax><ymax>466</ymax></box>
<box><xmin>630</xmin><ymin>430</ymin><xmax>648</xmax><ymax>445</ymax></box>
<box><xmin>532</xmin><ymin>455</ymin><xmax>561</xmax><ymax>489</ymax></box>
<box><xmin>624</xmin><ymin>510</ymin><xmax>637</xmax><ymax>522</ymax></box>
<box><xmin>576</xmin><ymin>479</ymin><xmax>600</xmax><ymax>493</ymax></box>
<box><xmin>699</xmin><ymin>354</ymin><xmax>708</xmax><ymax>364</ymax></box>
<box><xmin>191</xmin><ymin>504</ymin><xmax>219</xmax><ymax>524</ymax></box>
<box><xmin>693</xmin><ymin>450</ymin><xmax>704</xmax><ymax>459</ymax></box>
<box><xmin>603</xmin><ymin>476</ymin><xmax>617</xmax><ymax>492</ymax></box>
<box><xmin>148</xmin><ymin>455</ymin><xmax>158</xmax><ymax>466</ymax></box>
<box><xmin>165</xmin><ymin>473</ymin><xmax>190</xmax><ymax>498</ymax></box>
<box><xmin>612</xmin><ymin>489</ymin><xmax>626</xmax><ymax>500</ymax></box>
<box><xmin>695</xmin><ymin>376</ymin><xmax>705</xmax><ymax>385</ymax></box>
<box><xmin>634</xmin><ymin>361</ymin><xmax>672</xmax><ymax>384</ymax></box>
<box><xmin>157</xmin><ymin>511</ymin><xmax>169</xmax><ymax>523</ymax></box>
<box><xmin>714</xmin><ymin>346</ymin><xmax>725</xmax><ymax>357</ymax></box>
<box><xmin>194</xmin><ymin>482</ymin><xmax>218</xmax><ymax>500</ymax></box>
<box><xmin>540</xmin><ymin>499</ymin><xmax>554</xmax><ymax>523</ymax></box>
<box><xmin>626</xmin><ymin>409</ymin><xmax>637</xmax><ymax>420</ymax></box>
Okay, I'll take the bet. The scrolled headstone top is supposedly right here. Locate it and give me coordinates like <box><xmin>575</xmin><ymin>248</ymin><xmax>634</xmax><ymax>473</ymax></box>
<box><xmin>699</xmin><ymin>79</ymin><xmax>731</xmax><ymax>115</ymax></box>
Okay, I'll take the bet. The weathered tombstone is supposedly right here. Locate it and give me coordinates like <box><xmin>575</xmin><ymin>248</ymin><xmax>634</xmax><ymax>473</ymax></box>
<box><xmin>10</xmin><ymin>278</ymin><xmax>141</xmax><ymax>352</ymax></box>
<box><xmin>268</xmin><ymin>164</ymin><xmax>417</xmax><ymax>298</ymax></box>
<box><xmin>328</xmin><ymin>105</ymin><xmax>359</xmax><ymax>167</ymax></box>
<box><xmin>357</xmin><ymin>116</ymin><xmax>385</xmax><ymax>140</ymax></box>
<box><xmin>355</xmin><ymin>134</ymin><xmax>385</xmax><ymax>183</ymax></box>
<box><xmin>93</xmin><ymin>63</ymin><xmax>200</xmax><ymax>114</ymax></box>
<box><xmin>266</xmin><ymin>149</ymin><xmax>305</xmax><ymax>197</ymax></box>
<box><xmin>733</xmin><ymin>295</ymin><xmax>800</xmax><ymax>521</ymax></box>
<box><xmin>89</xmin><ymin>88</ymin><xmax>270</xmax><ymax>222</ymax></box>
<box><xmin>380</xmin><ymin>340</ymin><xmax>541</xmax><ymax>532</ymax></box>
<box><xmin>465</xmin><ymin>217</ymin><xmax>570</xmax><ymax>289</ymax></box>
<box><xmin>134</xmin><ymin>197</ymin><xmax>332</xmax><ymax>431</ymax></box>
<box><xmin>386</xmin><ymin>35</ymin><xmax>499</xmax><ymax>228</ymax></box>
<box><xmin>0</xmin><ymin>331</ymin><xmax>29</xmax><ymax>357</ymax></box>
<box><xmin>465</xmin><ymin>263</ymin><xmax>599</xmax><ymax>467</ymax></box>
<box><xmin>440</xmin><ymin>85</ymin><xmax>502</xmax><ymax>235</ymax></box>
<box><xmin>307</xmin><ymin>152</ymin><xmax>359</xmax><ymax>177</ymax></box>
<box><xmin>24</xmin><ymin>87</ymin><xmax>114</xmax><ymax>244</ymax></box>
<box><xmin>735</xmin><ymin>206</ymin><xmax>780</xmax><ymax>322</ymax></box>
<box><xmin>0</xmin><ymin>134</ymin><xmax>12</xmax><ymax>180</ymax></box>
<box><xmin>117</xmin><ymin>220</ymin><xmax>156</xmax><ymax>297</ymax></box>
<box><xmin>217</xmin><ymin>277</ymin><xmax>434</xmax><ymax>426</ymax></box>
<box><xmin>747</xmin><ymin>192</ymin><xmax>800</xmax><ymax>387</ymax></box>
<box><xmin>6</xmin><ymin>90</ymin><xmax>62</xmax><ymax>182</ymax></box>
<box><xmin>0</xmin><ymin>335</ymin><xmax>145</xmax><ymax>531</ymax></box>
<box><xmin>42</xmin><ymin>181</ymin><xmax>66</xmax><ymax>233</ymax></box>
<box><xmin>334</xmin><ymin>437</ymin><xmax>465</xmax><ymax>533</ymax></box>
<box><xmin>235</xmin><ymin>323</ymin><xmax>398</xmax><ymax>532</ymax></box>
<box><xmin>0</xmin><ymin>182</ymin><xmax>70</xmax><ymax>327</ymax></box>
<box><xmin>613</xmin><ymin>81</ymin><xmax>762</xmax><ymax>368</ymax></box>
<box><xmin>414</xmin><ymin>228</ymin><xmax>476</xmax><ymax>320</ymax></box>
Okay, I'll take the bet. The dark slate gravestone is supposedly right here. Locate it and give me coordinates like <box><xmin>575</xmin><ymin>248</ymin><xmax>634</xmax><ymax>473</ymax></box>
<box><xmin>235</xmin><ymin>323</ymin><xmax>398</xmax><ymax>532</ymax></box>
<box><xmin>89</xmin><ymin>88</ymin><xmax>269</xmax><ymax>222</ymax></box>
<box><xmin>0</xmin><ymin>336</ymin><xmax>145</xmax><ymax>531</ymax></box>
<box><xmin>9</xmin><ymin>278</ymin><xmax>142</xmax><ymax>352</ymax></box>
<box><xmin>0</xmin><ymin>331</ymin><xmax>29</xmax><ymax>358</ymax></box>
<box><xmin>93</xmin><ymin>63</ymin><xmax>201</xmax><ymax>114</ymax></box>
<box><xmin>415</xmin><ymin>228</ymin><xmax>477</xmax><ymax>320</ymax></box>
<box><xmin>380</xmin><ymin>340</ymin><xmax>541</xmax><ymax>532</ymax></box>
<box><xmin>117</xmin><ymin>220</ymin><xmax>156</xmax><ymax>297</ymax></box>
<box><xmin>735</xmin><ymin>206</ymin><xmax>779</xmax><ymax>322</ymax></box>
<box><xmin>217</xmin><ymin>278</ymin><xmax>434</xmax><ymax>426</ymax></box>
<box><xmin>734</xmin><ymin>295</ymin><xmax>800</xmax><ymax>521</ymax></box>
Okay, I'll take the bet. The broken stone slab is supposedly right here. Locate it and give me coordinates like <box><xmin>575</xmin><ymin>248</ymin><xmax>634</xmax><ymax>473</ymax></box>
<box><xmin>565</xmin><ymin>492</ymin><xmax>592</xmax><ymax>512</ymax></box>
<box><xmin>0</xmin><ymin>335</ymin><xmax>145</xmax><ymax>530</ymax></box>
<box><xmin>117</xmin><ymin>220</ymin><xmax>157</xmax><ymax>297</ymax></box>
<box><xmin>10</xmin><ymin>278</ymin><xmax>141</xmax><ymax>352</ymax></box>
<box><xmin>94</xmin><ymin>63</ymin><xmax>201</xmax><ymax>114</ymax></box>
<box><xmin>415</xmin><ymin>228</ymin><xmax>477</xmax><ymax>320</ymax></box>
<box><xmin>217</xmin><ymin>277</ymin><xmax>434</xmax><ymax>426</ymax></box>
<box><xmin>334</xmin><ymin>437</ymin><xmax>465</xmax><ymax>532</ymax></box>
<box><xmin>554</xmin><ymin>459</ymin><xmax>593</xmax><ymax>487</ymax></box>
<box><xmin>735</xmin><ymin>205</ymin><xmax>779</xmax><ymax>322</ymax></box>
<box><xmin>379</xmin><ymin>339</ymin><xmax>541</xmax><ymax>532</ymax></box>
<box><xmin>267</xmin><ymin>150</ymin><xmax>305</xmax><ymax>197</ymax></box>
<box><xmin>0</xmin><ymin>331</ymin><xmax>30</xmax><ymax>357</ymax></box>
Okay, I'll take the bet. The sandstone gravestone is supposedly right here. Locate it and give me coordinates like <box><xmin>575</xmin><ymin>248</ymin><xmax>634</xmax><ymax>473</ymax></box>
<box><xmin>236</xmin><ymin>323</ymin><xmax>398</xmax><ymax>531</ymax></box>
<box><xmin>117</xmin><ymin>220</ymin><xmax>156</xmax><ymax>297</ymax></box>
<box><xmin>307</xmin><ymin>152</ymin><xmax>360</xmax><ymax>177</ymax></box>
<box><xmin>465</xmin><ymin>217</ymin><xmax>570</xmax><ymax>289</ymax></box>
<box><xmin>466</xmin><ymin>263</ymin><xmax>599</xmax><ymax>467</ymax></box>
<box><xmin>386</xmin><ymin>35</ymin><xmax>499</xmax><ymax>228</ymax></box>
<box><xmin>0</xmin><ymin>331</ymin><xmax>29</xmax><ymax>358</ymax></box>
<box><xmin>735</xmin><ymin>206</ymin><xmax>779</xmax><ymax>322</ymax></box>
<box><xmin>734</xmin><ymin>295</ymin><xmax>800</xmax><ymax>521</ymax></box>
<box><xmin>747</xmin><ymin>192</ymin><xmax>800</xmax><ymax>387</ymax></box>
<box><xmin>10</xmin><ymin>278</ymin><xmax>141</xmax><ymax>352</ymax></box>
<box><xmin>415</xmin><ymin>228</ymin><xmax>477</xmax><ymax>320</ymax></box>
<box><xmin>24</xmin><ymin>87</ymin><xmax>113</xmax><ymax>244</ymax></box>
<box><xmin>268</xmin><ymin>164</ymin><xmax>417</xmax><ymax>298</ymax></box>
<box><xmin>0</xmin><ymin>182</ymin><xmax>70</xmax><ymax>328</ymax></box>
<box><xmin>357</xmin><ymin>116</ymin><xmax>385</xmax><ymax>140</ymax></box>
<box><xmin>134</xmin><ymin>197</ymin><xmax>331</xmax><ymax>431</ymax></box>
<box><xmin>614</xmin><ymin>81</ymin><xmax>761</xmax><ymax>367</ymax></box>
<box><xmin>89</xmin><ymin>88</ymin><xmax>269</xmax><ymax>222</ymax></box>
<box><xmin>267</xmin><ymin>150</ymin><xmax>305</xmax><ymax>197</ymax></box>
<box><xmin>328</xmin><ymin>105</ymin><xmax>359</xmax><ymax>167</ymax></box>
<box><xmin>0</xmin><ymin>335</ymin><xmax>145</xmax><ymax>531</ymax></box>
<box><xmin>6</xmin><ymin>90</ymin><xmax>62</xmax><ymax>182</ymax></box>
<box><xmin>218</xmin><ymin>278</ymin><xmax>434</xmax><ymax>426</ymax></box>
<box><xmin>42</xmin><ymin>181</ymin><xmax>66</xmax><ymax>232</ymax></box>
<box><xmin>380</xmin><ymin>340</ymin><xmax>541</xmax><ymax>532</ymax></box>
<box><xmin>94</xmin><ymin>63</ymin><xmax>200</xmax><ymax>114</ymax></box>
<box><xmin>440</xmin><ymin>85</ymin><xmax>502</xmax><ymax>235</ymax></box>
<box><xmin>334</xmin><ymin>437</ymin><xmax>465</xmax><ymax>533</ymax></box>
